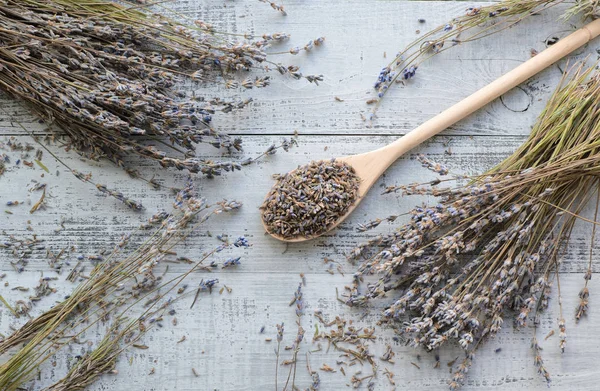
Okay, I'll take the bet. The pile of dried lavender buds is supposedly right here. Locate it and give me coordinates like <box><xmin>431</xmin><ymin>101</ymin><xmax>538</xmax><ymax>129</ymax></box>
<box><xmin>348</xmin><ymin>64</ymin><xmax>600</xmax><ymax>389</ymax></box>
<box><xmin>261</xmin><ymin>159</ymin><xmax>360</xmax><ymax>239</ymax></box>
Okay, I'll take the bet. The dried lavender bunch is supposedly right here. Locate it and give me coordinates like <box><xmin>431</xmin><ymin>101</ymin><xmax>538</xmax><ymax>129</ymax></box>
<box><xmin>261</xmin><ymin>159</ymin><xmax>361</xmax><ymax>239</ymax></box>
<box><xmin>0</xmin><ymin>179</ymin><xmax>235</xmax><ymax>354</ymax></box>
<box><xmin>348</xmin><ymin>64</ymin><xmax>600</xmax><ymax>389</ymax></box>
<box><xmin>370</xmin><ymin>0</ymin><xmax>595</xmax><ymax>113</ymax></box>
<box><xmin>43</xmin><ymin>247</ymin><xmax>225</xmax><ymax>391</ymax></box>
<box><xmin>0</xmin><ymin>0</ymin><xmax>322</xmax><ymax>177</ymax></box>
<box><xmin>0</xmin><ymin>181</ymin><xmax>241</xmax><ymax>390</ymax></box>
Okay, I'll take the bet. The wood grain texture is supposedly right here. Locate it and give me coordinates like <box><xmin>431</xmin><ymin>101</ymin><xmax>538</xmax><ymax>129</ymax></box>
<box><xmin>1</xmin><ymin>1</ymin><xmax>594</xmax><ymax>137</ymax></box>
<box><xmin>1</xmin><ymin>0</ymin><xmax>599</xmax><ymax>390</ymax></box>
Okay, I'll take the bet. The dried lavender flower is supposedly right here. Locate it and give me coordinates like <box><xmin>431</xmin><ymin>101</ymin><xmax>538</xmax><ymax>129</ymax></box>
<box><xmin>222</xmin><ymin>257</ymin><xmax>241</xmax><ymax>268</ymax></box>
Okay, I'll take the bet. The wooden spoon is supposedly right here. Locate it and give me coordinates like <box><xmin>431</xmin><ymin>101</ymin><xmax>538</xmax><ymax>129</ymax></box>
<box><xmin>263</xmin><ymin>19</ymin><xmax>600</xmax><ymax>242</ymax></box>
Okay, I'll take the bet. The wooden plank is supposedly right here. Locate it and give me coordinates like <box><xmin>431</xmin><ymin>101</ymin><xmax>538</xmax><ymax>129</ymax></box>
<box><xmin>1</xmin><ymin>133</ymin><xmax>598</xmax><ymax>276</ymax></box>
<box><xmin>0</xmin><ymin>272</ymin><xmax>598</xmax><ymax>390</ymax></box>
<box><xmin>0</xmin><ymin>2</ymin><xmax>593</xmax><ymax>137</ymax></box>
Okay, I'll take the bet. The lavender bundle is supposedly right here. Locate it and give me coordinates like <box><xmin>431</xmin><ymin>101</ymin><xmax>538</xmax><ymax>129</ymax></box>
<box><xmin>348</xmin><ymin>64</ymin><xmax>600</xmax><ymax>389</ymax></box>
<box><xmin>0</xmin><ymin>180</ymin><xmax>243</xmax><ymax>390</ymax></box>
<box><xmin>0</xmin><ymin>0</ymin><xmax>323</xmax><ymax>177</ymax></box>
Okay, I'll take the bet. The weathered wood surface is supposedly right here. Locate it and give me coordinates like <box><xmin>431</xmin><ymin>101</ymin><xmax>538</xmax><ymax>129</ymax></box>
<box><xmin>1</xmin><ymin>1</ymin><xmax>600</xmax><ymax>390</ymax></box>
<box><xmin>2</xmin><ymin>1</ymin><xmax>594</xmax><ymax>137</ymax></box>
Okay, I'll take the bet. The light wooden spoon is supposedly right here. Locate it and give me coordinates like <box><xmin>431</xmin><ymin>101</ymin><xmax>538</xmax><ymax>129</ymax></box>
<box><xmin>263</xmin><ymin>19</ymin><xmax>600</xmax><ymax>243</ymax></box>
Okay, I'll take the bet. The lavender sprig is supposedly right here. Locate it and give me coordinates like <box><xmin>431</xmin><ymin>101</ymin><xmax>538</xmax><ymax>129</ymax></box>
<box><xmin>369</xmin><ymin>0</ymin><xmax>584</xmax><ymax>118</ymax></box>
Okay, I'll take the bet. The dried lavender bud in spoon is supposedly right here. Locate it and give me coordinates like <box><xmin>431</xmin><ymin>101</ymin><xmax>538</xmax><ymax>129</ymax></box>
<box><xmin>261</xmin><ymin>159</ymin><xmax>360</xmax><ymax>239</ymax></box>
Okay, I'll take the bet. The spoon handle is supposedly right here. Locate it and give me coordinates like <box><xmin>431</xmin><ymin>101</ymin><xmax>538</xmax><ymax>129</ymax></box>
<box><xmin>384</xmin><ymin>18</ymin><xmax>600</xmax><ymax>161</ymax></box>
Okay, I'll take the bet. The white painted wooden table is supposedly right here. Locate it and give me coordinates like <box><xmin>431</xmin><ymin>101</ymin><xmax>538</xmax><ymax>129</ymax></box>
<box><xmin>1</xmin><ymin>1</ymin><xmax>600</xmax><ymax>390</ymax></box>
